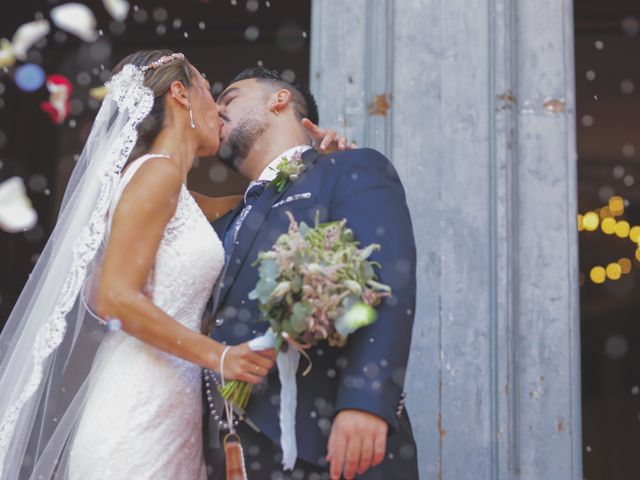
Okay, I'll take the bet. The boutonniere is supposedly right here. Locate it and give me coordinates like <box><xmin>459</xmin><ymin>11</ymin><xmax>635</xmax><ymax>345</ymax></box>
<box><xmin>271</xmin><ymin>150</ymin><xmax>306</xmax><ymax>192</ymax></box>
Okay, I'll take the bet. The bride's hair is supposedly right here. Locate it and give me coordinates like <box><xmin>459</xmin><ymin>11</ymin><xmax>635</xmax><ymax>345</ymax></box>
<box><xmin>112</xmin><ymin>49</ymin><xmax>193</xmax><ymax>163</ymax></box>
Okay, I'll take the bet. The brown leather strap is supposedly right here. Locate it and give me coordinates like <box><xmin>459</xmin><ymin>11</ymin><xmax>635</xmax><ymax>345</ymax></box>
<box><xmin>224</xmin><ymin>433</ymin><xmax>248</xmax><ymax>480</ymax></box>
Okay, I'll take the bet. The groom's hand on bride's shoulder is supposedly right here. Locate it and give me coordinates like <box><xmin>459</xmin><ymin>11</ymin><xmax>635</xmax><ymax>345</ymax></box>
<box><xmin>326</xmin><ymin>409</ymin><xmax>388</xmax><ymax>480</ymax></box>
<box><xmin>301</xmin><ymin>118</ymin><xmax>357</xmax><ymax>154</ymax></box>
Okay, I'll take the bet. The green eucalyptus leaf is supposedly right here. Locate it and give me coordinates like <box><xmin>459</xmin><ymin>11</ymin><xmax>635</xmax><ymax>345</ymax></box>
<box><xmin>361</xmin><ymin>261</ymin><xmax>375</xmax><ymax>281</ymax></box>
<box><xmin>291</xmin><ymin>275</ymin><xmax>302</xmax><ymax>293</ymax></box>
<box><xmin>367</xmin><ymin>279</ymin><xmax>392</xmax><ymax>292</ymax></box>
<box><xmin>290</xmin><ymin>303</ymin><xmax>308</xmax><ymax>333</ymax></box>
<box><xmin>254</xmin><ymin>278</ymin><xmax>277</xmax><ymax>304</ymax></box>
<box><xmin>260</xmin><ymin>258</ymin><xmax>279</xmax><ymax>281</ymax></box>
<box><xmin>341</xmin><ymin>294</ymin><xmax>360</xmax><ymax>311</ymax></box>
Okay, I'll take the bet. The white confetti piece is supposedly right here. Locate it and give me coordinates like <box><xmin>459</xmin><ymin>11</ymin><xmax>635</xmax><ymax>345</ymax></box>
<box><xmin>104</xmin><ymin>0</ymin><xmax>130</xmax><ymax>22</ymax></box>
<box><xmin>51</xmin><ymin>3</ymin><xmax>98</xmax><ymax>42</ymax></box>
<box><xmin>0</xmin><ymin>177</ymin><xmax>38</xmax><ymax>233</ymax></box>
<box><xmin>11</xmin><ymin>20</ymin><xmax>50</xmax><ymax>61</ymax></box>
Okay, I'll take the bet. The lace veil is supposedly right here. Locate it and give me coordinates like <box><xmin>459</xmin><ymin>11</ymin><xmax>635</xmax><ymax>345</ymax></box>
<box><xmin>0</xmin><ymin>63</ymin><xmax>154</xmax><ymax>478</ymax></box>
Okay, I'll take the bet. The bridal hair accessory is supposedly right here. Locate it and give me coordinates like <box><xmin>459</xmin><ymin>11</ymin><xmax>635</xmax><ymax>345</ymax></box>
<box><xmin>140</xmin><ymin>52</ymin><xmax>185</xmax><ymax>72</ymax></box>
<box><xmin>106</xmin><ymin>63</ymin><xmax>154</xmax><ymax>113</ymax></box>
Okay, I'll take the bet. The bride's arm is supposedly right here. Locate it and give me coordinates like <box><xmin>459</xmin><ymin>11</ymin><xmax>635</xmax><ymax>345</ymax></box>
<box><xmin>97</xmin><ymin>157</ymin><xmax>274</xmax><ymax>382</ymax></box>
<box><xmin>189</xmin><ymin>191</ymin><xmax>242</xmax><ymax>221</ymax></box>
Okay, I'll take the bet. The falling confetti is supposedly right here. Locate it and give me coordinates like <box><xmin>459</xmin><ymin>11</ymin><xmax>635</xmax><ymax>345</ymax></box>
<box><xmin>581</xmin><ymin>114</ymin><xmax>594</xmax><ymax>127</ymax></box>
<box><xmin>11</xmin><ymin>19</ymin><xmax>50</xmax><ymax>61</ymax></box>
<box><xmin>104</xmin><ymin>0</ymin><xmax>130</xmax><ymax>22</ymax></box>
<box><xmin>0</xmin><ymin>39</ymin><xmax>15</xmax><ymax>69</ymax></box>
<box><xmin>40</xmin><ymin>74</ymin><xmax>73</xmax><ymax>124</ymax></box>
<box><xmin>51</xmin><ymin>3</ymin><xmax>99</xmax><ymax>42</ymax></box>
<box><xmin>620</xmin><ymin>79</ymin><xmax>634</xmax><ymax>95</ymax></box>
<box><xmin>152</xmin><ymin>7</ymin><xmax>168</xmax><ymax>22</ymax></box>
<box><xmin>276</xmin><ymin>23</ymin><xmax>306</xmax><ymax>52</ymax></box>
<box><xmin>281</xmin><ymin>69</ymin><xmax>295</xmax><ymax>82</ymax></box>
<box><xmin>89</xmin><ymin>85</ymin><xmax>108</xmax><ymax>100</ymax></box>
<box><xmin>14</xmin><ymin>64</ymin><xmax>46</xmax><ymax>92</ymax></box>
<box><xmin>0</xmin><ymin>177</ymin><xmax>38</xmax><ymax>233</ymax></box>
<box><xmin>244</xmin><ymin>26</ymin><xmax>260</xmax><ymax>42</ymax></box>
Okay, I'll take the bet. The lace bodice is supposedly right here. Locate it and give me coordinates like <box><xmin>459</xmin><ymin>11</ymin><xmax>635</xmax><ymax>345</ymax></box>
<box><xmin>108</xmin><ymin>153</ymin><xmax>224</xmax><ymax>331</ymax></box>
<box><xmin>68</xmin><ymin>153</ymin><xmax>224</xmax><ymax>480</ymax></box>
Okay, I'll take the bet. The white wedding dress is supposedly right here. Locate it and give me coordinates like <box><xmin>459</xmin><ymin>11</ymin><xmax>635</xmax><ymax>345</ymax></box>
<box><xmin>67</xmin><ymin>154</ymin><xmax>224</xmax><ymax>479</ymax></box>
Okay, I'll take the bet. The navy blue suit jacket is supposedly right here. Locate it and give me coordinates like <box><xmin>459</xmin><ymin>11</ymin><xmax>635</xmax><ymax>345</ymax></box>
<box><xmin>208</xmin><ymin>148</ymin><xmax>418</xmax><ymax>472</ymax></box>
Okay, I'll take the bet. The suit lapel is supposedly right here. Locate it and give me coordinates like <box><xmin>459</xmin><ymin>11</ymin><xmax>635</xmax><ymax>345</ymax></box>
<box><xmin>212</xmin><ymin>204</ymin><xmax>243</xmax><ymax>238</ymax></box>
<box><xmin>212</xmin><ymin>149</ymin><xmax>320</xmax><ymax>314</ymax></box>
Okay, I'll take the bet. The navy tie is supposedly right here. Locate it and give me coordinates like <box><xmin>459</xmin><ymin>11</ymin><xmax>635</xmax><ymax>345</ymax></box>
<box><xmin>223</xmin><ymin>180</ymin><xmax>268</xmax><ymax>260</ymax></box>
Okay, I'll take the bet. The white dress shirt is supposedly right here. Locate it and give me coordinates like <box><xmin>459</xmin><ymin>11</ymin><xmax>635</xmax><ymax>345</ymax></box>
<box><xmin>243</xmin><ymin>145</ymin><xmax>312</xmax><ymax>203</ymax></box>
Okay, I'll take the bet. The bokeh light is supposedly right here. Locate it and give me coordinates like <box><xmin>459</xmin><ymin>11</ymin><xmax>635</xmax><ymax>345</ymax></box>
<box><xmin>618</xmin><ymin>258</ymin><xmax>632</xmax><ymax>274</ymax></box>
<box><xmin>583</xmin><ymin>211</ymin><xmax>599</xmax><ymax>231</ymax></box>
<box><xmin>14</xmin><ymin>64</ymin><xmax>45</xmax><ymax>92</ymax></box>
<box><xmin>606</xmin><ymin>262</ymin><xmax>622</xmax><ymax>280</ymax></box>
<box><xmin>590</xmin><ymin>266</ymin><xmax>606</xmax><ymax>284</ymax></box>
<box><xmin>609</xmin><ymin>196</ymin><xmax>625</xmax><ymax>216</ymax></box>
<box><xmin>601</xmin><ymin>217</ymin><xmax>616</xmax><ymax>234</ymax></box>
<box><xmin>614</xmin><ymin>220</ymin><xmax>630</xmax><ymax>238</ymax></box>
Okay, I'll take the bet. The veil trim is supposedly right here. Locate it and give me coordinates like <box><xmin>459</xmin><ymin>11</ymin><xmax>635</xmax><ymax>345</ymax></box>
<box><xmin>0</xmin><ymin>64</ymin><xmax>154</xmax><ymax>475</ymax></box>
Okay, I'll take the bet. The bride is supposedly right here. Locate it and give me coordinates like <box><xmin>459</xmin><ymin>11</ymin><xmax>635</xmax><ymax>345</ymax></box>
<box><xmin>0</xmin><ymin>50</ymin><xmax>348</xmax><ymax>479</ymax></box>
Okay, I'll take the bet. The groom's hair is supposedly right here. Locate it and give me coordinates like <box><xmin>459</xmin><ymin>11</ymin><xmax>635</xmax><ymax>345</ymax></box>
<box><xmin>230</xmin><ymin>67</ymin><xmax>319</xmax><ymax>125</ymax></box>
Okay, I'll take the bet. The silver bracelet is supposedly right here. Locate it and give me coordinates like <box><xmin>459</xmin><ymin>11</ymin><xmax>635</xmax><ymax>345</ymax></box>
<box><xmin>219</xmin><ymin>345</ymin><xmax>231</xmax><ymax>386</ymax></box>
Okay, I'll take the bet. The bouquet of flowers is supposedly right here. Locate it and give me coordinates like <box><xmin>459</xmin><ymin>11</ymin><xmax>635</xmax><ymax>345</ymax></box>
<box><xmin>219</xmin><ymin>211</ymin><xmax>390</xmax><ymax>469</ymax></box>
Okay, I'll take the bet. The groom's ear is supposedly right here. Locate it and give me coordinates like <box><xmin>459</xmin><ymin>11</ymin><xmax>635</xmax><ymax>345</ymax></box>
<box><xmin>169</xmin><ymin>80</ymin><xmax>190</xmax><ymax>109</ymax></box>
<box><xmin>270</xmin><ymin>88</ymin><xmax>292</xmax><ymax>112</ymax></box>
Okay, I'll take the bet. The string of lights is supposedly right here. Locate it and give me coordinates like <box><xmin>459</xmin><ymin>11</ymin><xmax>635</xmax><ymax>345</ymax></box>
<box><xmin>578</xmin><ymin>195</ymin><xmax>639</xmax><ymax>284</ymax></box>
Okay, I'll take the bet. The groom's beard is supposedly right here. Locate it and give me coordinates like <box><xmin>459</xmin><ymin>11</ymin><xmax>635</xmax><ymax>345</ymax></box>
<box><xmin>218</xmin><ymin>113</ymin><xmax>268</xmax><ymax>172</ymax></box>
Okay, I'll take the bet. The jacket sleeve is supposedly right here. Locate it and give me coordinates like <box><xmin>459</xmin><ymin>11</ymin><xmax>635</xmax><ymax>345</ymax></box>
<box><xmin>330</xmin><ymin>148</ymin><xmax>417</xmax><ymax>432</ymax></box>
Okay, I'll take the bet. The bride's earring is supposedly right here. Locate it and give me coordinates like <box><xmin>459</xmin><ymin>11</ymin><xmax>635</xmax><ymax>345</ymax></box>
<box><xmin>188</xmin><ymin>103</ymin><xmax>196</xmax><ymax>129</ymax></box>
<box><xmin>272</xmin><ymin>104</ymin><xmax>279</xmax><ymax>116</ymax></box>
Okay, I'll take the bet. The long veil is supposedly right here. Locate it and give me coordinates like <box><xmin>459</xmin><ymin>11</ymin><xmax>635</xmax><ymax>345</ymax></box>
<box><xmin>0</xmin><ymin>64</ymin><xmax>153</xmax><ymax>479</ymax></box>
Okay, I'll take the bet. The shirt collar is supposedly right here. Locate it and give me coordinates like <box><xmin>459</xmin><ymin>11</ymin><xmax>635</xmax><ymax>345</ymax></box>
<box><xmin>256</xmin><ymin>145</ymin><xmax>313</xmax><ymax>183</ymax></box>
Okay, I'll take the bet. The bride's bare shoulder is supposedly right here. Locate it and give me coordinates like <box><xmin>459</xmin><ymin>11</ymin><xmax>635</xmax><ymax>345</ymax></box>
<box><xmin>127</xmin><ymin>157</ymin><xmax>182</xmax><ymax>194</ymax></box>
<box><xmin>117</xmin><ymin>156</ymin><xmax>183</xmax><ymax>216</ymax></box>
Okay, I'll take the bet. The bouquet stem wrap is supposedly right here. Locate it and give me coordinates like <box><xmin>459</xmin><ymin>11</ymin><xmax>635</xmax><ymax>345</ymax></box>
<box><xmin>247</xmin><ymin>328</ymin><xmax>300</xmax><ymax>470</ymax></box>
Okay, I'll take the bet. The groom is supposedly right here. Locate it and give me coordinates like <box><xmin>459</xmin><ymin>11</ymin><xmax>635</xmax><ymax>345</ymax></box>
<box><xmin>205</xmin><ymin>68</ymin><xmax>419</xmax><ymax>479</ymax></box>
